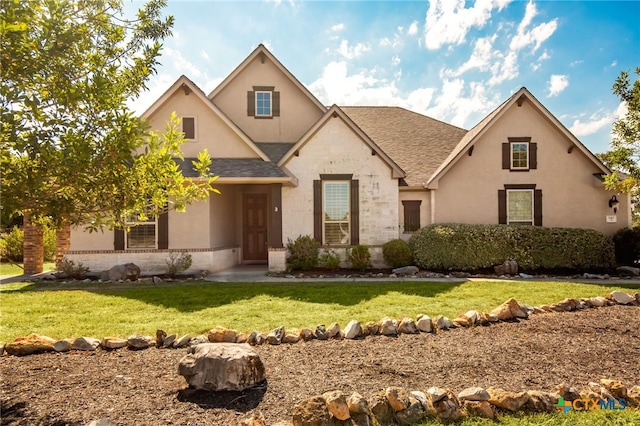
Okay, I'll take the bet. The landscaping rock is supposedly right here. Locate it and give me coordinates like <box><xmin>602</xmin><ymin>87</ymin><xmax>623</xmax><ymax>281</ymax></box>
<box><xmin>600</xmin><ymin>379</ymin><xmax>627</xmax><ymax>400</ymax></box>
<box><xmin>588</xmin><ymin>296</ymin><xmax>608</xmax><ymax>307</ymax></box>
<box><xmin>155</xmin><ymin>329</ymin><xmax>167</xmax><ymax>347</ymax></box>
<box><xmin>72</xmin><ymin>336</ymin><xmax>100</xmax><ymax>351</ymax></box>
<box><xmin>127</xmin><ymin>335</ymin><xmax>155</xmax><ymax>350</ymax></box>
<box><xmin>178</xmin><ymin>343</ymin><xmax>265</xmax><ymax>391</ymax></box>
<box><xmin>152</xmin><ymin>276</ymin><xmax>163</xmax><ymax>284</ymax></box>
<box><xmin>616</xmin><ymin>266</ymin><xmax>639</xmax><ymax>277</ymax></box>
<box><xmin>555</xmin><ymin>383</ymin><xmax>581</xmax><ymax>401</ymax></box>
<box><xmin>487</xmin><ymin>387</ymin><xmax>528</xmax><ymax>412</ymax></box>
<box><xmin>267</xmin><ymin>326</ymin><xmax>284</xmax><ymax>345</ymax></box>
<box><xmin>348</xmin><ymin>392</ymin><xmax>370</xmax><ymax>414</ymax></box>
<box><xmin>292</xmin><ymin>395</ymin><xmax>330</xmax><ymax>426</ymax></box>
<box><xmin>107</xmin><ymin>263</ymin><xmax>140</xmax><ymax>281</ymax></box>
<box><xmin>323</xmin><ymin>390</ymin><xmax>350</xmax><ymax>420</ymax></box>
<box><xmin>398</xmin><ymin>318</ymin><xmax>418</xmax><ymax>334</ymax></box>
<box><xmin>188</xmin><ymin>335</ymin><xmax>208</xmax><ymax>346</ymax></box>
<box><xmin>434</xmin><ymin>315</ymin><xmax>453</xmax><ymax>330</ymax></box>
<box><xmin>416</xmin><ymin>314</ymin><xmax>432</xmax><ymax>333</ymax></box>
<box><xmin>363</xmin><ymin>322</ymin><xmax>379</xmax><ymax>336</ymax></box>
<box><xmin>101</xmin><ymin>337</ymin><xmax>128</xmax><ymax>349</ymax></box>
<box><xmin>238</xmin><ymin>414</ymin><xmax>267</xmax><ymax>426</ymax></box>
<box><xmin>53</xmin><ymin>339</ymin><xmax>73</xmax><ymax>352</ymax></box>
<box><xmin>315</xmin><ymin>325</ymin><xmax>328</xmax><ymax>340</ymax></box>
<box><xmin>207</xmin><ymin>326</ymin><xmax>237</xmax><ymax>343</ymax></box>
<box><xmin>610</xmin><ymin>291</ymin><xmax>635</xmax><ymax>305</ymax></box>
<box><xmin>87</xmin><ymin>419</ymin><xmax>117</xmax><ymax>426</ymax></box>
<box><xmin>344</xmin><ymin>320</ymin><xmax>362</xmax><ymax>339</ymax></box>
<box><xmin>162</xmin><ymin>334</ymin><xmax>177</xmax><ymax>348</ymax></box>
<box><xmin>392</xmin><ymin>266</ymin><xmax>419</xmax><ymax>275</ymax></box>
<box><xmin>458</xmin><ymin>387</ymin><xmax>490</xmax><ymax>401</ymax></box>
<box><xmin>380</xmin><ymin>318</ymin><xmax>398</xmax><ymax>336</ymax></box>
<box><xmin>426</xmin><ymin>386</ymin><xmax>448</xmax><ymax>404</ymax></box>
<box><xmin>299</xmin><ymin>328</ymin><xmax>314</xmax><ymax>341</ymax></box>
<box><xmin>369</xmin><ymin>391</ymin><xmax>394</xmax><ymax>426</ymax></box>
<box><xmin>463</xmin><ymin>401</ymin><xmax>494</xmax><ymax>419</ymax></box>
<box><xmin>282</xmin><ymin>332</ymin><xmax>300</xmax><ymax>344</ymax></box>
<box><xmin>395</xmin><ymin>395</ymin><xmax>426</xmax><ymax>425</ymax></box>
<box><xmin>385</xmin><ymin>386</ymin><xmax>410</xmax><ymax>411</ymax></box>
<box><xmin>433</xmin><ymin>394</ymin><xmax>464</xmax><ymax>422</ymax></box>
<box><xmin>326</xmin><ymin>322</ymin><xmax>341</xmax><ymax>339</ymax></box>
<box><xmin>491</xmin><ymin>298</ymin><xmax>528</xmax><ymax>321</ymax></box>
<box><xmin>494</xmin><ymin>260</ymin><xmax>518</xmax><ymax>275</ymax></box>
<box><xmin>627</xmin><ymin>386</ymin><xmax>640</xmax><ymax>408</ymax></box>
<box><xmin>522</xmin><ymin>390</ymin><xmax>556</xmax><ymax>413</ymax></box>
<box><xmin>5</xmin><ymin>334</ymin><xmax>55</xmax><ymax>356</ymax></box>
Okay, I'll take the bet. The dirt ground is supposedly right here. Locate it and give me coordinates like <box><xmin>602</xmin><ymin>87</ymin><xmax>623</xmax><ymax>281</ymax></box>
<box><xmin>1</xmin><ymin>304</ymin><xmax>639</xmax><ymax>426</ymax></box>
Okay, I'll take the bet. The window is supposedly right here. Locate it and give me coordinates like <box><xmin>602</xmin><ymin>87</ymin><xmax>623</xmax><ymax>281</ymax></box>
<box><xmin>507</xmin><ymin>190</ymin><xmax>533</xmax><ymax>225</ymax></box>
<box><xmin>182</xmin><ymin>117</ymin><xmax>195</xmax><ymax>140</ymax></box>
<box><xmin>402</xmin><ymin>200</ymin><xmax>422</xmax><ymax>233</ymax></box>
<box><xmin>247</xmin><ymin>86</ymin><xmax>280</xmax><ymax>118</ymax></box>
<box><xmin>323</xmin><ymin>181</ymin><xmax>350</xmax><ymax>244</ymax></box>
<box><xmin>498</xmin><ymin>185</ymin><xmax>542</xmax><ymax>226</ymax></box>
<box><xmin>502</xmin><ymin>137</ymin><xmax>537</xmax><ymax>171</ymax></box>
<box><xmin>125</xmin><ymin>211</ymin><xmax>157</xmax><ymax>249</ymax></box>
<box><xmin>314</xmin><ymin>175</ymin><xmax>359</xmax><ymax>245</ymax></box>
<box><xmin>255</xmin><ymin>91</ymin><xmax>272</xmax><ymax>117</ymax></box>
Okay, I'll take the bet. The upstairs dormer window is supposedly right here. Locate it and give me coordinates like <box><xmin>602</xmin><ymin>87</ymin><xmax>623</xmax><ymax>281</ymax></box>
<box><xmin>502</xmin><ymin>137</ymin><xmax>537</xmax><ymax>171</ymax></box>
<box><xmin>247</xmin><ymin>86</ymin><xmax>280</xmax><ymax>118</ymax></box>
<box><xmin>182</xmin><ymin>117</ymin><xmax>195</xmax><ymax>140</ymax></box>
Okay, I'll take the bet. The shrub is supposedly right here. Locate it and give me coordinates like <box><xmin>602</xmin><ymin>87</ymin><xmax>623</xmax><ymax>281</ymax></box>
<box><xmin>59</xmin><ymin>258</ymin><xmax>90</xmax><ymax>279</ymax></box>
<box><xmin>0</xmin><ymin>225</ymin><xmax>56</xmax><ymax>262</ymax></box>
<box><xmin>286</xmin><ymin>235</ymin><xmax>320</xmax><ymax>271</ymax></box>
<box><xmin>409</xmin><ymin>223</ymin><xmax>615</xmax><ymax>272</ymax></box>
<box><xmin>318</xmin><ymin>247</ymin><xmax>341</xmax><ymax>270</ymax></box>
<box><xmin>348</xmin><ymin>244</ymin><xmax>371</xmax><ymax>272</ymax></box>
<box><xmin>612</xmin><ymin>227</ymin><xmax>640</xmax><ymax>265</ymax></box>
<box><xmin>165</xmin><ymin>252</ymin><xmax>193</xmax><ymax>277</ymax></box>
<box><xmin>382</xmin><ymin>239</ymin><xmax>413</xmax><ymax>268</ymax></box>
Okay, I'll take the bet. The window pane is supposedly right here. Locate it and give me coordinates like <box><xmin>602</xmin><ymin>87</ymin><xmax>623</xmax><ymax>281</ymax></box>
<box><xmin>508</xmin><ymin>190</ymin><xmax>533</xmax><ymax>223</ymax></box>
<box><xmin>127</xmin><ymin>224</ymin><xmax>156</xmax><ymax>249</ymax></box>
<box><xmin>511</xmin><ymin>143</ymin><xmax>528</xmax><ymax>168</ymax></box>
<box><xmin>324</xmin><ymin>182</ymin><xmax>349</xmax><ymax>221</ymax></box>
<box><xmin>182</xmin><ymin>117</ymin><xmax>195</xmax><ymax>139</ymax></box>
<box><xmin>325</xmin><ymin>223</ymin><xmax>350</xmax><ymax>245</ymax></box>
<box><xmin>256</xmin><ymin>91</ymin><xmax>271</xmax><ymax>116</ymax></box>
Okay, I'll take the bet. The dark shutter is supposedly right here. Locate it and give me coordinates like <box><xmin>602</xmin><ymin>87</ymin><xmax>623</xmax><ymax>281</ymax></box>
<box><xmin>350</xmin><ymin>179</ymin><xmax>359</xmax><ymax>245</ymax></box>
<box><xmin>182</xmin><ymin>117</ymin><xmax>195</xmax><ymax>139</ymax></box>
<box><xmin>502</xmin><ymin>143</ymin><xmax>510</xmax><ymax>169</ymax></box>
<box><xmin>273</xmin><ymin>91</ymin><xmax>280</xmax><ymax>117</ymax></box>
<box><xmin>534</xmin><ymin>190</ymin><xmax>543</xmax><ymax>226</ymax></box>
<box><xmin>498</xmin><ymin>190</ymin><xmax>507</xmax><ymax>224</ymax></box>
<box><xmin>529</xmin><ymin>142</ymin><xmax>537</xmax><ymax>169</ymax></box>
<box><xmin>247</xmin><ymin>91</ymin><xmax>255</xmax><ymax>116</ymax></box>
<box><xmin>313</xmin><ymin>180</ymin><xmax>322</xmax><ymax>242</ymax></box>
<box><xmin>158</xmin><ymin>212</ymin><xmax>169</xmax><ymax>249</ymax></box>
<box><xmin>114</xmin><ymin>228</ymin><xmax>125</xmax><ymax>250</ymax></box>
<box><xmin>402</xmin><ymin>200</ymin><xmax>422</xmax><ymax>232</ymax></box>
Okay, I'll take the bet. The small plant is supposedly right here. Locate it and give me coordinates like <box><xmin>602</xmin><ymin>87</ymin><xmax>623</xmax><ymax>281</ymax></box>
<box><xmin>165</xmin><ymin>252</ymin><xmax>193</xmax><ymax>277</ymax></box>
<box><xmin>0</xmin><ymin>226</ymin><xmax>24</xmax><ymax>261</ymax></box>
<box><xmin>59</xmin><ymin>258</ymin><xmax>90</xmax><ymax>280</ymax></box>
<box><xmin>286</xmin><ymin>235</ymin><xmax>320</xmax><ymax>271</ymax></box>
<box><xmin>613</xmin><ymin>227</ymin><xmax>640</xmax><ymax>265</ymax></box>
<box><xmin>348</xmin><ymin>244</ymin><xmax>371</xmax><ymax>272</ymax></box>
<box><xmin>382</xmin><ymin>238</ymin><xmax>413</xmax><ymax>268</ymax></box>
<box><xmin>318</xmin><ymin>246</ymin><xmax>341</xmax><ymax>271</ymax></box>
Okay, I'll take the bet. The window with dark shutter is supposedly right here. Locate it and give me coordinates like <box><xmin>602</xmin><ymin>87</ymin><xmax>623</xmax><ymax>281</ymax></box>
<box><xmin>503</xmin><ymin>137</ymin><xmax>535</xmax><ymax>171</ymax></box>
<box><xmin>313</xmin><ymin>174</ymin><xmax>358</xmax><ymax>245</ymax></box>
<box><xmin>499</xmin><ymin>184</ymin><xmax>542</xmax><ymax>226</ymax></box>
<box><xmin>402</xmin><ymin>200</ymin><xmax>422</xmax><ymax>232</ymax></box>
<box><xmin>247</xmin><ymin>91</ymin><xmax>255</xmax><ymax>116</ymax></box>
<box><xmin>182</xmin><ymin>117</ymin><xmax>195</xmax><ymax>139</ymax></box>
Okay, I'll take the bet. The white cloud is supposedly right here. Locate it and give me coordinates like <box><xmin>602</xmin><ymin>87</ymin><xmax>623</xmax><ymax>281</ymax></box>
<box><xmin>610</xmin><ymin>60</ymin><xmax>618</xmax><ymax>68</ymax></box>
<box><xmin>127</xmin><ymin>73</ymin><xmax>176</xmax><ymax>115</ymax></box>
<box><xmin>423</xmin><ymin>0</ymin><xmax>512</xmax><ymax>50</ymax></box>
<box><xmin>547</xmin><ymin>74</ymin><xmax>569</xmax><ymax>97</ymax></box>
<box><xmin>425</xmin><ymin>79</ymin><xmax>496</xmax><ymax>127</ymax></box>
<box><xmin>509</xmin><ymin>1</ymin><xmax>557</xmax><ymax>53</ymax></box>
<box><xmin>201</xmin><ymin>49</ymin><xmax>210</xmax><ymax>61</ymax></box>
<box><xmin>530</xmin><ymin>50</ymin><xmax>550</xmax><ymax>70</ymax></box>
<box><xmin>338</xmin><ymin>40</ymin><xmax>371</xmax><ymax>59</ymax></box>
<box><xmin>392</xmin><ymin>55</ymin><xmax>401</xmax><ymax>66</ymax></box>
<box><xmin>164</xmin><ymin>48</ymin><xmax>205</xmax><ymax>78</ymax></box>
<box><xmin>443</xmin><ymin>35</ymin><xmax>496</xmax><ymax>77</ymax></box>
<box><xmin>488</xmin><ymin>50</ymin><xmax>518</xmax><ymax>86</ymax></box>
<box><xmin>569</xmin><ymin>105</ymin><xmax>622</xmax><ymax>137</ymax></box>
<box><xmin>331</xmin><ymin>23</ymin><xmax>345</xmax><ymax>32</ymax></box>
<box><xmin>407</xmin><ymin>20</ymin><xmax>419</xmax><ymax>36</ymax></box>
<box><xmin>570</xmin><ymin>60</ymin><xmax>583</xmax><ymax>67</ymax></box>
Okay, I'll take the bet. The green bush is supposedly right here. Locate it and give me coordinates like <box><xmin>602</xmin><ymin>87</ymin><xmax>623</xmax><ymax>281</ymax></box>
<box><xmin>382</xmin><ymin>239</ymin><xmax>413</xmax><ymax>268</ymax></box>
<box><xmin>318</xmin><ymin>247</ymin><xmax>341</xmax><ymax>270</ymax></box>
<box><xmin>59</xmin><ymin>258</ymin><xmax>90</xmax><ymax>279</ymax></box>
<box><xmin>286</xmin><ymin>235</ymin><xmax>320</xmax><ymax>271</ymax></box>
<box><xmin>0</xmin><ymin>225</ymin><xmax>57</xmax><ymax>262</ymax></box>
<box><xmin>348</xmin><ymin>244</ymin><xmax>371</xmax><ymax>272</ymax></box>
<box><xmin>165</xmin><ymin>252</ymin><xmax>193</xmax><ymax>277</ymax></box>
<box><xmin>408</xmin><ymin>223</ymin><xmax>615</xmax><ymax>272</ymax></box>
<box><xmin>612</xmin><ymin>227</ymin><xmax>640</xmax><ymax>265</ymax></box>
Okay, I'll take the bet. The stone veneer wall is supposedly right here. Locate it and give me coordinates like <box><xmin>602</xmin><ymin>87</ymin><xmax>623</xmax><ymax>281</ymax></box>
<box><xmin>23</xmin><ymin>214</ymin><xmax>44</xmax><ymax>275</ymax></box>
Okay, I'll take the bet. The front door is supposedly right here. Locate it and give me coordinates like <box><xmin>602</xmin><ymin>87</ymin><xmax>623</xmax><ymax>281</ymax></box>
<box><xmin>242</xmin><ymin>193</ymin><xmax>268</xmax><ymax>262</ymax></box>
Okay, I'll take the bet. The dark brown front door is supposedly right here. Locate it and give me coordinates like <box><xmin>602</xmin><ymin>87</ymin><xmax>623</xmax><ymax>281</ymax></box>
<box><xmin>243</xmin><ymin>193</ymin><xmax>268</xmax><ymax>262</ymax></box>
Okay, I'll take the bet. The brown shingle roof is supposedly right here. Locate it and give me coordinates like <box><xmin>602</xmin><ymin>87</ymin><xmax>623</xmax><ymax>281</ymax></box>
<box><xmin>341</xmin><ymin>107</ymin><xmax>468</xmax><ymax>187</ymax></box>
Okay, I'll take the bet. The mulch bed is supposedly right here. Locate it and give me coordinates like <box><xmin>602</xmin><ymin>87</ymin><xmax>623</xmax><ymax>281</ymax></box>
<box><xmin>1</xmin><ymin>304</ymin><xmax>639</xmax><ymax>425</ymax></box>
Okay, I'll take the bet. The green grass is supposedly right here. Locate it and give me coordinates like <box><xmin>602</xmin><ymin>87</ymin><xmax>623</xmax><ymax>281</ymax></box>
<box><xmin>0</xmin><ymin>279</ymin><xmax>637</xmax><ymax>342</ymax></box>
<box><xmin>419</xmin><ymin>409</ymin><xmax>640</xmax><ymax>425</ymax></box>
<box><xmin>0</xmin><ymin>261</ymin><xmax>56</xmax><ymax>276</ymax></box>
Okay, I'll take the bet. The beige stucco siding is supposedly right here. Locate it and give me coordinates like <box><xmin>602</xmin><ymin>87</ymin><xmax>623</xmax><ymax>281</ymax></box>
<box><xmin>211</xmin><ymin>56</ymin><xmax>324</xmax><ymax>143</ymax></box>
<box><xmin>146</xmin><ymin>90</ymin><xmax>258</xmax><ymax>158</ymax></box>
<box><xmin>398</xmin><ymin>189</ymin><xmax>431</xmax><ymax>240</ymax></box>
<box><xmin>282</xmin><ymin>117</ymin><xmax>399</xmax><ymax>245</ymax></box>
<box><xmin>433</xmin><ymin>100</ymin><xmax>629</xmax><ymax>235</ymax></box>
<box><xmin>70</xmin><ymin>226</ymin><xmax>114</xmax><ymax>250</ymax></box>
<box><xmin>168</xmin><ymin>198</ymin><xmax>210</xmax><ymax>249</ymax></box>
<box><xmin>209</xmin><ymin>186</ymin><xmax>237</xmax><ymax>247</ymax></box>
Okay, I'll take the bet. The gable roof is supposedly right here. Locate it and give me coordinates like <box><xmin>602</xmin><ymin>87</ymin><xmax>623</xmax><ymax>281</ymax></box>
<box><xmin>279</xmin><ymin>105</ymin><xmax>406</xmax><ymax>179</ymax></box>
<box><xmin>342</xmin><ymin>107</ymin><xmax>467</xmax><ymax>187</ymax></box>
<box><xmin>140</xmin><ymin>75</ymin><xmax>270</xmax><ymax>162</ymax></box>
<box><xmin>208</xmin><ymin>44</ymin><xmax>327</xmax><ymax>114</ymax></box>
<box><xmin>426</xmin><ymin>87</ymin><xmax>612</xmax><ymax>188</ymax></box>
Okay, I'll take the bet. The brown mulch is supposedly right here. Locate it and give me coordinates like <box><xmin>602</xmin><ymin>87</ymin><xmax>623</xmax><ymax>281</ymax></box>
<box><xmin>1</xmin><ymin>304</ymin><xmax>639</xmax><ymax>426</ymax></box>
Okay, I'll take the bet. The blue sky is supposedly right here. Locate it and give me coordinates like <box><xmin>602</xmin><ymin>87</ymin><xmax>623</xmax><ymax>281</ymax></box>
<box><xmin>129</xmin><ymin>0</ymin><xmax>640</xmax><ymax>154</ymax></box>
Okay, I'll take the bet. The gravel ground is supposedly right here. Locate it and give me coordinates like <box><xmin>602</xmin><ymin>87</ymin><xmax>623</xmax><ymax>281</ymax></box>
<box><xmin>1</xmin><ymin>304</ymin><xmax>639</xmax><ymax>425</ymax></box>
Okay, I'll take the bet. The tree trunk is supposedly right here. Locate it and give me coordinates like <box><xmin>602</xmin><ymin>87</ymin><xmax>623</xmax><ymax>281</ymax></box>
<box><xmin>23</xmin><ymin>213</ymin><xmax>44</xmax><ymax>275</ymax></box>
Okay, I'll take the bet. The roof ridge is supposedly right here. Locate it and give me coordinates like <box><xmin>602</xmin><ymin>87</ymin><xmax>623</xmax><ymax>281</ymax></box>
<box><xmin>340</xmin><ymin>105</ymin><xmax>468</xmax><ymax>132</ymax></box>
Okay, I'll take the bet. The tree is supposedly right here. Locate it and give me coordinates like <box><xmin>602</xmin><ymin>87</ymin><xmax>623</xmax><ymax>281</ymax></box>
<box><xmin>603</xmin><ymin>67</ymin><xmax>640</xmax><ymax>226</ymax></box>
<box><xmin>1</xmin><ymin>0</ymin><xmax>217</xmax><ymax>271</ymax></box>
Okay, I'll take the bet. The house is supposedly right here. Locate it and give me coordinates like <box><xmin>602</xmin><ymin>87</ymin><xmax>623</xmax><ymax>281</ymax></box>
<box><xmin>67</xmin><ymin>44</ymin><xmax>632</xmax><ymax>274</ymax></box>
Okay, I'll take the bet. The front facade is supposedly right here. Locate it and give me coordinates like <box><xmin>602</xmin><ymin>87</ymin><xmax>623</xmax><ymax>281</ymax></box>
<box><xmin>67</xmin><ymin>45</ymin><xmax>631</xmax><ymax>274</ymax></box>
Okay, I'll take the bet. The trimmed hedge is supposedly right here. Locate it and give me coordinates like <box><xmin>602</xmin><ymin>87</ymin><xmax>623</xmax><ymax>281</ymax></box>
<box><xmin>382</xmin><ymin>239</ymin><xmax>413</xmax><ymax>268</ymax></box>
<box><xmin>408</xmin><ymin>223</ymin><xmax>615</xmax><ymax>272</ymax></box>
<box><xmin>612</xmin><ymin>227</ymin><xmax>640</xmax><ymax>265</ymax></box>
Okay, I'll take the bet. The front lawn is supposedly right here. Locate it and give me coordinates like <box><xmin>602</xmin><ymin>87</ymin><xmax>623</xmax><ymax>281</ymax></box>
<box><xmin>0</xmin><ymin>279</ymin><xmax>637</xmax><ymax>342</ymax></box>
<box><xmin>0</xmin><ymin>261</ymin><xmax>56</xmax><ymax>277</ymax></box>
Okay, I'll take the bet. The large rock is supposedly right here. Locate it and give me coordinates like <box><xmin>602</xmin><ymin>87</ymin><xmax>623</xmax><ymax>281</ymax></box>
<box><xmin>344</xmin><ymin>320</ymin><xmax>362</xmax><ymax>339</ymax></box>
<box><xmin>463</xmin><ymin>401</ymin><xmax>494</xmax><ymax>419</ymax></box>
<box><xmin>5</xmin><ymin>334</ymin><xmax>55</xmax><ymax>356</ymax></box>
<box><xmin>72</xmin><ymin>336</ymin><xmax>100</xmax><ymax>351</ymax></box>
<box><xmin>616</xmin><ymin>266</ymin><xmax>640</xmax><ymax>277</ymax></box>
<box><xmin>380</xmin><ymin>318</ymin><xmax>398</xmax><ymax>336</ymax></box>
<box><xmin>600</xmin><ymin>379</ymin><xmax>628</xmax><ymax>400</ymax></box>
<box><xmin>610</xmin><ymin>291</ymin><xmax>636</xmax><ymax>305</ymax></box>
<box><xmin>348</xmin><ymin>392</ymin><xmax>369</xmax><ymax>414</ymax></box>
<box><xmin>207</xmin><ymin>326</ymin><xmax>238</xmax><ymax>343</ymax></box>
<box><xmin>107</xmin><ymin>263</ymin><xmax>140</xmax><ymax>281</ymax></box>
<box><xmin>127</xmin><ymin>335</ymin><xmax>155</xmax><ymax>350</ymax></box>
<box><xmin>101</xmin><ymin>337</ymin><xmax>128</xmax><ymax>349</ymax></box>
<box><xmin>53</xmin><ymin>339</ymin><xmax>73</xmax><ymax>352</ymax></box>
<box><xmin>487</xmin><ymin>388</ymin><xmax>528</xmax><ymax>412</ymax></box>
<box><xmin>369</xmin><ymin>391</ymin><xmax>394</xmax><ymax>426</ymax></box>
<box><xmin>323</xmin><ymin>390</ymin><xmax>350</xmax><ymax>420</ymax></box>
<box><xmin>385</xmin><ymin>387</ymin><xmax>410</xmax><ymax>412</ymax></box>
<box><xmin>491</xmin><ymin>299</ymin><xmax>528</xmax><ymax>321</ymax></box>
<box><xmin>178</xmin><ymin>343</ymin><xmax>265</xmax><ymax>391</ymax></box>
<box><xmin>392</xmin><ymin>266</ymin><xmax>419</xmax><ymax>275</ymax></box>
<box><xmin>522</xmin><ymin>390</ymin><xmax>556</xmax><ymax>413</ymax></box>
<box><xmin>458</xmin><ymin>387</ymin><xmax>490</xmax><ymax>401</ymax></box>
<box><xmin>292</xmin><ymin>395</ymin><xmax>331</xmax><ymax>426</ymax></box>
<box><xmin>416</xmin><ymin>314</ymin><xmax>433</xmax><ymax>333</ymax></box>
<box><xmin>494</xmin><ymin>260</ymin><xmax>518</xmax><ymax>275</ymax></box>
<box><xmin>394</xmin><ymin>395</ymin><xmax>426</xmax><ymax>425</ymax></box>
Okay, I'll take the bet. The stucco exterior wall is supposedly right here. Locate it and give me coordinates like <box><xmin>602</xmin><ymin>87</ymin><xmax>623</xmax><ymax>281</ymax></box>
<box><xmin>168</xmin><ymin>198</ymin><xmax>210</xmax><ymax>249</ymax></box>
<box><xmin>70</xmin><ymin>226</ymin><xmax>114</xmax><ymax>251</ymax></box>
<box><xmin>281</xmin><ymin>116</ymin><xmax>399</xmax><ymax>246</ymax></box>
<box><xmin>432</xmin><ymin>100</ymin><xmax>629</xmax><ymax>235</ymax></box>
<box><xmin>146</xmin><ymin>89</ymin><xmax>258</xmax><ymax>158</ymax></box>
<box><xmin>211</xmin><ymin>55</ymin><xmax>324</xmax><ymax>143</ymax></box>
<box><xmin>398</xmin><ymin>189</ymin><xmax>431</xmax><ymax>240</ymax></box>
<box><xmin>210</xmin><ymin>185</ymin><xmax>238</xmax><ymax>247</ymax></box>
